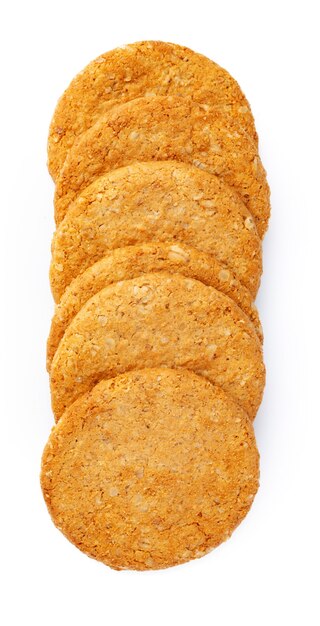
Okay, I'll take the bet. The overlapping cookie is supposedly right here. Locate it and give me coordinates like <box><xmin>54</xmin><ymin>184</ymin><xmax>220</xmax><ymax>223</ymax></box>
<box><xmin>42</xmin><ymin>368</ymin><xmax>260</xmax><ymax>570</ymax></box>
<box><xmin>50</xmin><ymin>273</ymin><xmax>265</xmax><ymax>421</ymax></box>
<box><xmin>51</xmin><ymin>161</ymin><xmax>262</xmax><ymax>301</ymax></box>
<box><xmin>48</xmin><ymin>40</ymin><xmax>257</xmax><ymax>180</ymax></box>
<box><xmin>54</xmin><ymin>96</ymin><xmax>270</xmax><ymax>236</ymax></box>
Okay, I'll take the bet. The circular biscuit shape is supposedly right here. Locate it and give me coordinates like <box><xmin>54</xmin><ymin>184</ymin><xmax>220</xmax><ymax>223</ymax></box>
<box><xmin>48</xmin><ymin>40</ymin><xmax>257</xmax><ymax>180</ymax></box>
<box><xmin>54</xmin><ymin>96</ymin><xmax>270</xmax><ymax>236</ymax></box>
<box><xmin>41</xmin><ymin>368</ymin><xmax>260</xmax><ymax>571</ymax></box>
<box><xmin>47</xmin><ymin>242</ymin><xmax>262</xmax><ymax>371</ymax></box>
<box><xmin>50</xmin><ymin>272</ymin><xmax>265</xmax><ymax>421</ymax></box>
<box><xmin>51</xmin><ymin>161</ymin><xmax>262</xmax><ymax>301</ymax></box>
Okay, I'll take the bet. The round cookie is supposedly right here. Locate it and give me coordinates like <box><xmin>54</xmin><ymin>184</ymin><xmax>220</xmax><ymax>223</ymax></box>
<box><xmin>47</xmin><ymin>242</ymin><xmax>263</xmax><ymax>371</ymax></box>
<box><xmin>50</xmin><ymin>272</ymin><xmax>265</xmax><ymax>421</ymax></box>
<box><xmin>50</xmin><ymin>161</ymin><xmax>262</xmax><ymax>301</ymax></box>
<box><xmin>41</xmin><ymin>368</ymin><xmax>260</xmax><ymax>571</ymax></box>
<box><xmin>54</xmin><ymin>96</ymin><xmax>270</xmax><ymax>236</ymax></box>
<box><xmin>48</xmin><ymin>40</ymin><xmax>257</xmax><ymax>180</ymax></box>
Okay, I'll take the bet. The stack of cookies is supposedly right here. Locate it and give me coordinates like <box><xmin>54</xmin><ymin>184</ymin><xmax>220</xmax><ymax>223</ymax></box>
<box><xmin>41</xmin><ymin>41</ymin><xmax>270</xmax><ymax>571</ymax></box>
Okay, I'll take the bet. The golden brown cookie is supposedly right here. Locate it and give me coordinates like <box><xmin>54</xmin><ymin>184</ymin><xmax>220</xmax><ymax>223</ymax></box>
<box><xmin>47</xmin><ymin>242</ymin><xmax>263</xmax><ymax>371</ymax></box>
<box><xmin>50</xmin><ymin>161</ymin><xmax>262</xmax><ymax>301</ymax></box>
<box><xmin>50</xmin><ymin>272</ymin><xmax>265</xmax><ymax>421</ymax></box>
<box><xmin>54</xmin><ymin>96</ymin><xmax>270</xmax><ymax>236</ymax></box>
<box><xmin>41</xmin><ymin>368</ymin><xmax>260</xmax><ymax>570</ymax></box>
<box><xmin>48</xmin><ymin>40</ymin><xmax>257</xmax><ymax>180</ymax></box>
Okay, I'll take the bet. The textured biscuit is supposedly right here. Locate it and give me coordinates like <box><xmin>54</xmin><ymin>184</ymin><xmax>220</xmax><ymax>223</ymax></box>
<box><xmin>54</xmin><ymin>96</ymin><xmax>270</xmax><ymax>236</ymax></box>
<box><xmin>50</xmin><ymin>161</ymin><xmax>262</xmax><ymax>301</ymax></box>
<box><xmin>41</xmin><ymin>368</ymin><xmax>260</xmax><ymax>570</ymax></box>
<box><xmin>48</xmin><ymin>40</ymin><xmax>257</xmax><ymax>180</ymax></box>
<box><xmin>50</xmin><ymin>273</ymin><xmax>265</xmax><ymax>421</ymax></box>
<box><xmin>47</xmin><ymin>242</ymin><xmax>263</xmax><ymax>370</ymax></box>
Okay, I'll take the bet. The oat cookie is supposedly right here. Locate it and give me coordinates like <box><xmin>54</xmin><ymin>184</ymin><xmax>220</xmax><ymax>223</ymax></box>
<box><xmin>51</xmin><ymin>161</ymin><xmax>262</xmax><ymax>301</ymax></box>
<box><xmin>48</xmin><ymin>40</ymin><xmax>257</xmax><ymax>180</ymax></box>
<box><xmin>42</xmin><ymin>368</ymin><xmax>260</xmax><ymax>570</ymax></box>
<box><xmin>54</xmin><ymin>96</ymin><xmax>270</xmax><ymax>236</ymax></box>
<box><xmin>50</xmin><ymin>273</ymin><xmax>265</xmax><ymax>421</ymax></box>
<box><xmin>47</xmin><ymin>242</ymin><xmax>262</xmax><ymax>370</ymax></box>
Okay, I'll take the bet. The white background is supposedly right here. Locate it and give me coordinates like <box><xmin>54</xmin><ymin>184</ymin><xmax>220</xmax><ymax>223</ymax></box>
<box><xmin>1</xmin><ymin>0</ymin><xmax>319</xmax><ymax>624</ymax></box>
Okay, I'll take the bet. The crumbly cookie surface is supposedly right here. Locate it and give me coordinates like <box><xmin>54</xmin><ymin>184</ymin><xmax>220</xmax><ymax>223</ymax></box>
<box><xmin>42</xmin><ymin>368</ymin><xmax>260</xmax><ymax>570</ymax></box>
<box><xmin>54</xmin><ymin>96</ymin><xmax>269</xmax><ymax>236</ymax></box>
<box><xmin>47</xmin><ymin>242</ymin><xmax>262</xmax><ymax>370</ymax></box>
<box><xmin>50</xmin><ymin>272</ymin><xmax>265</xmax><ymax>421</ymax></box>
<box><xmin>48</xmin><ymin>40</ymin><xmax>257</xmax><ymax>180</ymax></box>
<box><xmin>51</xmin><ymin>161</ymin><xmax>262</xmax><ymax>301</ymax></box>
